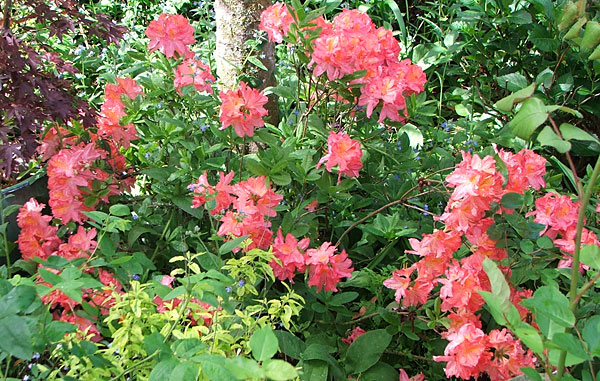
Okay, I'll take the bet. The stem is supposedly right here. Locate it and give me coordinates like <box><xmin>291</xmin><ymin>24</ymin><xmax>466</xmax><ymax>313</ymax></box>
<box><xmin>548</xmin><ymin>116</ymin><xmax>583</xmax><ymax>197</ymax></box>
<box><xmin>1</xmin><ymin>193</ymin><xmax>11</xmax><ymax>278</ymax></box>
<box><xmin>150</xmin><ymin>209</ymin><xmax>174</xmax><ymax>262</ymax></box>
<box><xmin>384</xmin><ymin>350</ymin><xmax>437</xmax><ymax>363</ymax></box>
<box><xmin>2</xmin><ymin>0</ymin><xmax>12</xmax><ymax>30</ymax></box>
<box><xmin>335</xmin><ymin>183</ymin><xmax>421</xmax><ymax>248</ymax></box>
<box><xmin>2</xmin><ymin>354</ymin><xmax>10</xmax><ymax>380</ymax></box>
<box><xmin>556</xmin><ymin>154</ymin><xmax>600</xmax><ymax>380</ymax></box>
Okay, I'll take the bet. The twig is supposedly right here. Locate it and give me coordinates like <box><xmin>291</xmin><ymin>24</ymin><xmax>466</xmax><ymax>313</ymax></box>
<box><xmin>384</xmin><ymin>350</ymin><xmax>436</xmax><ymax>363</ymax></box>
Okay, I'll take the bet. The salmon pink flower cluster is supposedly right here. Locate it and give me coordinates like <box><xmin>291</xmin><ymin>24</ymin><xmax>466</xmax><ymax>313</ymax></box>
<box><xmin>259</xmin><ymin>2</ymin><xmax>294</xmax><ymax>43</ymax></box>
<box><xmin>270</xmin><ymin>232</ymin><xmax>353</xmax><ymax>292</ymax></box>
<box><xmin>16</xmin><ymin>77</ymin><xmax>143</xmax><ymax>343</ymax></box>
<box><xmin>97</xmin><ymin>77</ymin><xmax>143</xmax><ymax>149</ymax></box>
<box><xmin>145</xmin><ymin>13</ymin><xmax>195</xmax><ymax>58</ymax></box>
<box><xmin>317</xmin><ymin>130</ymin><xmax>363</xmax><ymax>183</ymax></box>
<box><xmin>385</xmin><ymin>148</ymin><xmax>548</xmax><ymax>379</ymax></box>
<box><xmin>190</xmin><ymin>172</ymin><xmax>281</xmax><ymax>252</ymax></box>
<box><xmin>304</xmin><ymin>9</ymin><xmax>426</xmax><ymax>123</ymax></box>
<box><xmin>219</xmin><ymin>82</ymin><xmax>269</xmax><ymax>138</ymax></box>
<box><xmin>306</xmin><ymin>242</ymin><xmax>353</xmax><ymax>292</ymax></box>
<box><xmin>17</xmin><ymin>199</ymin><xmax>124</xmax><ymax>341</ymax></box>
<box><xmin>174</xmin><ymin>59</ymin><xmax>215</xmax><ymax>95</ymax></box>
<box><xmin>190</xmin><ymin>172</ymin><xmax>353</xmax><ymax>292</ymax></box>
<box><xmin>270</xmin><ymin>228</ymin><xmax>310</xmax><ymax>282</ymax></box>
<box><xmin>528</xmin><ymin>192</ymin><xmax>599</xmax><ymax>270</ymax></box>
<box><xmin>43</xmin><ymin>77</ymin><xmax>141</xmax><ymax>224</ymax></box>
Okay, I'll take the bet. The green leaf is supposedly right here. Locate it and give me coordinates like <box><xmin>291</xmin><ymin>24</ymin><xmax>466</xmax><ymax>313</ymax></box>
<box><xmin>198</xmin><ymin>354</ymin><xmax>236</xmax><ymax>381</ymax></box>
<box><xmin>551</xmin><ymin>332</ymin><xmax>590</xmax><ymax>360</ymax></box>
<box><xmin>37</xmin><ymin>267</ymin><xmax>62</xmax><ymax>285</ymax></box>
<box><xmin>383</xmin><ymin>0</ymin><xmax>407</xmax><ymax>47</ymax></box>
<box><xmin>482</xmin><ymin>258</ymin><xmax>511</xmax><ymax>310</ymax></box>
<box><xmin>0</xmin><ymin>285</ymin><xmax>37</xmax><ymax>318</ymax></box>
<box><xmin>500</xmin><ymin>193</ymin><xmax>524</xmax><ymax>209</ymax></box>
<box><xmin>142</xmin><ymin>167</ymin><xmax>176</xmax><ymax>182</ymax></box>
<box><xmin>360</xmin><ymin>362</ymin><xmax>398</xmax><ymax>381</ymax></box>
<box><xmin>219</xmin><ymin>235</ymin><xmax>250</xmax><ymax>255</ymax></box>
<box><xmin>329</xmin><ymin>292</ymin><xmax>359</xmax><ymax>306</ymax></box>
<box><xmin>560</xmin><ymin>123</ymin><xmax>599</xmax><ymax>142</ymax></box>
<box><xmin>0</xmin><ymin>315</ymin><xmax>33</xmax><ymax>359</ymax></box>
<box><xmin>537</xmin><ymin>126</ymin><xmax>571</xmax><ymax>153</ymax></box>
<box><xmin>345</xmin><ymin>329</ymin><xmax>392</xmax><ymax>373</ymax></box>
<box><xmin>509</xmin><ymin>97</ymin><xmax>549</xmax><ymax>140</ymax></box>
<box><xmin>300</xmin><ymin>360</ymin><xmax>328</xmax><ymax>381</ymax></box>
<box><xmin>520</xmin><ymin>286</ymin><xmax>575</xmax><ymax>328</ymax></box>
<box><xmin>513</xmin><ymin>324</ymin><xmax>544</xmax><ymax>355</ymax></box>
<box><xmin>173</xmin><ymin>196</ymin><xmax>203</xmax><ymax>219</ymax></box>
<box><xmin>275</xmin><ymin>331</ymin><xmax>306</xmax><ymax>360</ymax></box>
<box><xmin>81</xmin><ymin>211</ymin><xmax>108</xmax><ymax>224</ymax></box>
<box><xmin>580</xmin><ymin>244</ymin><xmax>600</xmax><ymax>269</ymax></box>
<box><xmin>530</xmin><ymin>24</ymin><xmax>560</xmax><ymax>51</ymax></box>
<box><xmin>582</xmin><ymin>315</ymin><xmax>600</xmax><ymax>356</ymax></box>
<box><xmin>109</xmin><ymin>204</ymin><xmax>130</xmax><ymax>217</ymax></box>
<box><xmin>263</xmin><ymin>359</ymin><xmax>298</xmax><ymax>380</ymax></box>
<box><xmin>149</xmin><ymin>358</ymin><xmax>179</xmax><ymax>381</ymax></box>
<box><xmin>520</xmin><ymin>367</ymin><xmax>543</xmax><ymax>381</ymax></box>
<box><xmin>163</xmin><ymin>286</ymin><xmax>186</xmax><ymax>301</ymax></box>
<box><xmin>271</xmin><ymin>172</ymin><xmax>291</xmax><ymax>186</ymax></box>
<box><xmin>170</xmin><ymin>361</ymin><xmax>199</xmax><ymax>381</ymax></box>
<box><xmin>248</xmin><ymin>56</ymin><xmax>267</xmax><ymax>71</ymax></box>
<box><xmin>249</xmin><ymin>325</ymin><xmax>278</xmax><ymax>361</ymax></box>
<box><xmin>144</xmin><ymin>332</ymin><xmax>170</xmax><ymax>356</ymax></box>
<box><xmin>496</xmin><ymin>72</ymin><xmax>528</xmax><ymax>92</ymax></box>
<box><xmin>224</xmin><ymin>356</ymin><xmax>264</xmax><ymax>379</ymax></box>
<box><xmin>495</xmin><ymin>83</ymin><xmax>536</xmax><ymax>113</ymax></box>
<box><xmin>128</xmin><ymin>226</ymin><xmax>159</xmax><ymax>248</ymax></box>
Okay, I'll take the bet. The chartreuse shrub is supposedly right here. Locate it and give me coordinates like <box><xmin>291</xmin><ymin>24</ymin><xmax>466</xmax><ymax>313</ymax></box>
<box><xmin>1</xmin><ymin>0</ymin><xmax>600</xmax><ymax>380</ymax></box>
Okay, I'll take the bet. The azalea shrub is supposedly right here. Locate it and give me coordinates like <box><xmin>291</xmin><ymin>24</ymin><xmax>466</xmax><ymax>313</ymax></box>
<box><xmin>2</xmin><ymin>0</ymin><xmax>600</xmax><ymax>380</ymax></box>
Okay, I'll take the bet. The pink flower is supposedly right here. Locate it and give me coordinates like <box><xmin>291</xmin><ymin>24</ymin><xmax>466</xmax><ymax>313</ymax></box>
<box><xmin>259</xmin><ymin>2</ymin><xmax>294</xmax><ymax>43</ymax></box>
<box><xmin>270</xmin><ymin>229</ymin><xmax>310</xmax><ymax>282</ymax></box>
<box><xmin>174</xmin><ymin>59</ymin><xmax>215</xmax><ymax>95</ymax></box>
<box><xmin>232</xmin><ymin>176</ymin><xmax>282</xmax><ymax>218</ymax></box>
<box><xmin>383</xmin><ymin>267</ymin><xmax>414</xmax><ymax>303</ymax></box>
<box><xmin>434</xmin><ymin>323</ymin><xmax>490</xmax><ymax>380</ymax></box>
<box><xmin>306</xmin><ymin>243</ymin><xmax>353</xmax><ymax>292</ymax></box>
<box><xmin>145</xmin><ymin>14</ymin><xmax>195</xmax><ymax>58</ymax></box>
<box><xmin>399</xmin><ymin>369</ymin><xmax>426</xmax><ymax>381</ymax></box>
<box><xmin>342</xmin><ymin>326</ymin><xmax>366</xmax><ymax>345</ymax></box>
<box><xmin>317</xmin><ymin>131</ymin><xmax>363</xmax><ymax>183</ymax></box>
<box><xmin>219</xmin><ymin>82</ymin><xmax>268</xmax><ymax>138</ymax></box>
<box><xmin>305</xmin><ymin>200</ymin><xmax>318</xmax><ymax>212</ymax></box>
<box><xmin>190</xmin><ymin>171</ymin><xmax>235</xmax><ymax>215</ymax></box>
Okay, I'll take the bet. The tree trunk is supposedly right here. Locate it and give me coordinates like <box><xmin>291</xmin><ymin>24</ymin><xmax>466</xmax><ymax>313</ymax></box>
<box><xmin>214</xmin><ymin>0</ymin><xmax>280</xmax><ymax>125</ymax></box>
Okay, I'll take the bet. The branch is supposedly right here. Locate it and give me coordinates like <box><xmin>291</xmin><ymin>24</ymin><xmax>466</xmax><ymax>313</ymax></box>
<box><xmin>2</xmin><ymin>0</ymin><xmax>12</xmax><ymax>30</ymax></box>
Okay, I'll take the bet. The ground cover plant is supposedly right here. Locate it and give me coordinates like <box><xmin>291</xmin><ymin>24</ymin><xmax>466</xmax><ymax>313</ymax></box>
<box><xmin>1</xmin><ymin>0</ymin><xmax>600</xmax><ymax>380</ymax></box>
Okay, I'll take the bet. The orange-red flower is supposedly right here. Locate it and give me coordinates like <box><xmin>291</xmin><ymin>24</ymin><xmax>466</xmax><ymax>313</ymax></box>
<box><xmin>219</xmin><ymin>82</ymin><xmax>269</xmax><ymax>138</ymax></box>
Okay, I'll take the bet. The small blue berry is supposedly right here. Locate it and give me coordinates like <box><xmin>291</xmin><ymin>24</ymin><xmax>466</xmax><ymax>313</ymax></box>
<box><xmin>238</xmin><ymin>279</ymin><xmax>245</xmax><ymax>287</ymax></box>
<box><xmin>132</xmin><ymin>274</ymin><xmax>140</xmax><ymax>281</ymax></box>
<box><xmin>131</xmin><ymin>212</ymin><xmax>138</xmax><ymax>220</ymax></box>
